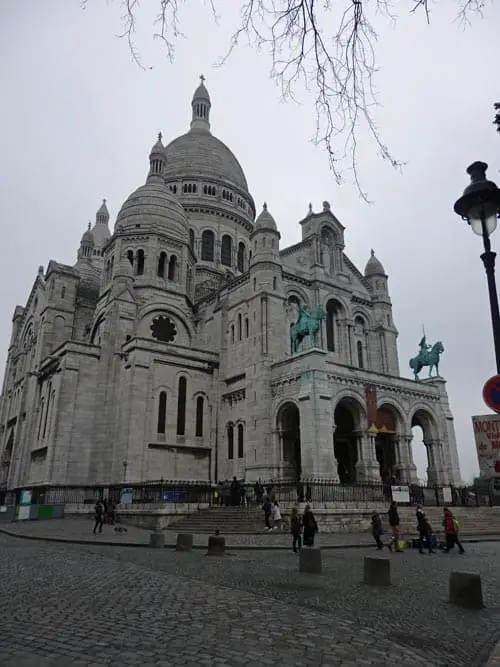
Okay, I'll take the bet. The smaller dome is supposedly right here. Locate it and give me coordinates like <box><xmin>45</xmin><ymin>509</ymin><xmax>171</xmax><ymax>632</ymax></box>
<box><xmin>115</xmin><ymin>181</ymin><xmax>188</xmax><ymax>240</ymax></box>
<box><xmin>255</xmin><ymin>203</ymin><xmax>277</xmax><ymax>231</ymax></box>
<box><xmin>193</xmin><ymin>78</ymin><xmax>210</xmax><ymax>104</ymax></box>
<box><xmin>150</xmin><ymin>132</ymin><xmax>166</xmax><ymax>157</ymax></box>
<box><xmin>81</xmin><ymin>223</ymin><xmax>94</xmax><ymax>246</ymax></box>
<box><xmin>364</xmin><ymin>249</ymin><xmax>385</xmax><ymax>277</ymax></box>
<box><xmin>96</xmin><ymin>199</ymin><xmax>109</xmax><ymax>223</ymax></box>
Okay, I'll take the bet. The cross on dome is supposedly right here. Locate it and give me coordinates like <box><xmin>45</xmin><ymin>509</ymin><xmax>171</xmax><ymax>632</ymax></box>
<box><xmin>158</xmin><ymin>132</ymin><xmax>162</xmax><ymax>142</ymax></box>
<box><xmin>200</xmin><ymin>74</ymin><xmax>205</xmax><ymax>83</ymax></box>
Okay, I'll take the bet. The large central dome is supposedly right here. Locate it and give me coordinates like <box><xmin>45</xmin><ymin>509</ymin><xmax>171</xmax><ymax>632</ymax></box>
<box><xmin>163</xmin><ymin>77</ymin><xmax>251</xmax><ymax>198</ymax></box>
<box><xmin>165</xmin><ymin>130</ymin><xmax>248</xmax><ymax>191</ymax></box>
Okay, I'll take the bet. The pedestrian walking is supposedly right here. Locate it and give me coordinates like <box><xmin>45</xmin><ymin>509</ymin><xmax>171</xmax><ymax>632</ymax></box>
<box><xmin>443</xmin><ymin>507</ymin><xmax>465</xmax><ymax>554</ymax></box>
<box><xmin>263</xmin><ymin>497</ymin><xmax>272</xmax><ymax>531</ymax></box>
<box><xmin>303</xmin><ymin>504</ymin><xmax>318</xmax><ymax>547</ymax></box>
<box><xmin>290</xmin><ymin>506</ymin><xmax>302</xmax><ymax>553</ymax></box>
<box><xmin>371</xmin><ymin>512</ymin><xmax>384</xmax><ymax>550</ymax></box>
<box><xmin>388</xmin><ymin>501</ymin><xmax>403</xmax><ymax>552</ymax></box>
<box><xmin>93</xmin><ymin>499</ymin><xmax>104</xmax><ymax>534</ymax></box>
<box><xmin>271</xmin><ymin>500</ymin><xmax>282</xmax><ymax>530</ymax></box>
<box><xmin>416</xmin><ymin>505</ymin><xmax>435</xmax><ymax>554</ymax></box>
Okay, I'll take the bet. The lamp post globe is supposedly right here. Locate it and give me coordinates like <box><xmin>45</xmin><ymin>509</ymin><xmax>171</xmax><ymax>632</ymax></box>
<box><xmin>454</xmin><ymin>161</ymin><xmax>500</xmax><ymax>374</ymax></box>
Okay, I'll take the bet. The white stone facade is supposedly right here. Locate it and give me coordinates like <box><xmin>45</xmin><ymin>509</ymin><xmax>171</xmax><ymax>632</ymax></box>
<box><xmin>0</xmin><ymin>79</ymin><xmax>462</xmax><ymax>490</ymax></box>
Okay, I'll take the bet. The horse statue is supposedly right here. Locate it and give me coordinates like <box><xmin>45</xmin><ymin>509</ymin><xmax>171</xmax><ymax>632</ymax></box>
<box><xmin>409</xmin><ymin>337</ymin><xmax>445</xmax><ymax>381</ymax></box>
<box><xmin>290</xmin><ymin>304</ymin><xmax>326</xmax><ymax>353</ymax></box>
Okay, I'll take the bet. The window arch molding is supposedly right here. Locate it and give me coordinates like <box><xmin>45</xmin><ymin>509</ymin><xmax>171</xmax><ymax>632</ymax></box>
<box><xmin>352</xmin><ymin>309</ymin><xmax>371</xmax><ymax>329</ymax></box>
<box><xmin>89</xmin><ymin>315</ymin><xmax>106</xmax><ymax>346</ymax></box>
<box><xmin>285</xmin><ymin>288</ymin><xmax>310</xmax><ymax>308</ymax></box>
<box><xmin>324</xmin><ymin>298</ymin><xmax>346</xmax><ymax>353</ymax></box>
<box><xmin>139</xmin><ymin>304</ymin><xmax>194</xmax><ymax>341</ymax></box>
<box><xmin>193</xmin><ymin>391</ymin><xmax>209</xmax><ymax>438</ymax></box>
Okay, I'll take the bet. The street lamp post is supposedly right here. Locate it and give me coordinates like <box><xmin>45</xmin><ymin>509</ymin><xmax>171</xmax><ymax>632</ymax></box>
<box><xmin>454</xmin><ymin>161</ymin><xmax>500</xmax><ymax>374</ymax></box>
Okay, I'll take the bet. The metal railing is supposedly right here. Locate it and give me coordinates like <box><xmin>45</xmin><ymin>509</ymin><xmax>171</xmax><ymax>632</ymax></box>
<box><xmin>0</xmin><ymin>478</ymin><xmax>495</xmax><ymax>509</ymax></box>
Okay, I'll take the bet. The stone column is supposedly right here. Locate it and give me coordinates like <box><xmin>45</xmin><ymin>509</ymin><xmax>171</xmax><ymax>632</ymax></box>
<box><xmin>399</xmin><ymin>435</ymin><xmax>418</xmax><ymax>484</ymax></box>
<box><xmin>355</xmin><ymin>431</ymin><xmax>380</xmax><ymax>482</ymax></box>
<box><xmin>425</xmin><ymin>439</ymin><xmax>444</xmax><ymax>486</ymax></box>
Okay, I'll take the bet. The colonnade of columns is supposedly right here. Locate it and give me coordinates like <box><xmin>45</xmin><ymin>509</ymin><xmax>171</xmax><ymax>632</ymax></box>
<box><xmin>274</xmin><ymin>419</ymin><xmax>450</xmax><ymax>486</ymax></box>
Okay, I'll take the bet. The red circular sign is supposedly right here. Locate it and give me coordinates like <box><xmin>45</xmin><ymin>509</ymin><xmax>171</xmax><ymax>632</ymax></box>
<box><xmin>483</xmin><ymin>375</ymin><xmax>500</xmax><ymax>413</ymax></box>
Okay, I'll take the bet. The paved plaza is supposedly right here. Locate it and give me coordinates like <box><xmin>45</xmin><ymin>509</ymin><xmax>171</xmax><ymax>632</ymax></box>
<box><xmin>1</xmin><ymin>532</ymin><xmax>500</xmax><ymax>665</ymax></box>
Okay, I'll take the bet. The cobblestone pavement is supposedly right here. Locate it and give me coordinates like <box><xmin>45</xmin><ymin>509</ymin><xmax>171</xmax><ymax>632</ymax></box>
<box><xmin>0</xmin><ymin>518</ymin><xmax>377</xmax><ymax>547</ymax></box>
<box><xmin>1</xmin><ymin>533</ymin><xmax>500</xmax><ymax>666</ymax></box>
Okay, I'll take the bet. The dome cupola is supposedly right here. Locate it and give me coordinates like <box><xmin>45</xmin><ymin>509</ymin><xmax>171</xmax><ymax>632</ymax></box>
<box><xmin>115</xmin><ymin>134</ymin><xmax>189</xmax><ymax>241</ymax></box>
<box><xmin>364</xmin><ymin>249</ymin><xmax>386</xmax><ymax>277</ymax></box>
<box><xmin>191</xmin><ymin>74</ymin><xmax>211</xmax><ymax>132</ymax></box>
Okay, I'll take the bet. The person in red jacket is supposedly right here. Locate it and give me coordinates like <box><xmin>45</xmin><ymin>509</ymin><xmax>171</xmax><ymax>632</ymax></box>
<box><xmin>443</xmin><ymin>507</ymin><xmax>465</xmax><ymax>554</ymax></box>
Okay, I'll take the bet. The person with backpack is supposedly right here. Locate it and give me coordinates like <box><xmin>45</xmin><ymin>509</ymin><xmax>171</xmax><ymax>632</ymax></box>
<box><xmin>416</xmin><ymin>505</ymin><xmax>435</xmax><ymax>554</ymax></box>
<box><xmin>371</xmin><ymin>512</ymin><xmax>384</xmax><ymax>550</ymax></box>
<box><xmin>93</xmin><ymin>499</ymin><xmax>104</xmax><ymax>534</ymax></box>
<box><xmin>302</xmin><ymin>505</ymin><xmax>318</xmax><ymax>547</ymax></box>
<box><xmin>388</xmin><ymin>501</ymin><xmax>403</xmax><ymax>552</ymax></box>
<box><xmin>262</xmin><ymin>496</ymin><xmax>272</xmax><ymax>531</ymax></box>
<box><xmin>290</xmin><ymin>506</ymin><xmax>302</xmax><ymax>553</ymax></box>
<box><xmin>443</xmin><ymin>507</ymin><xmax>465</xmax><ymax>554</ymax></box>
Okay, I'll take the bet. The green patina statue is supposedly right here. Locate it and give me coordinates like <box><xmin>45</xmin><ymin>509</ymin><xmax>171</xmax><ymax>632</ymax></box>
<box><xmin>409</xmin><ymin>335</ymin><xmax>444</xmax><ymax>381</ymax></box>
<box><xmin>290</xmin><ymin>304</ymin><xmax>326</xmax><ymax>353</ymax></box>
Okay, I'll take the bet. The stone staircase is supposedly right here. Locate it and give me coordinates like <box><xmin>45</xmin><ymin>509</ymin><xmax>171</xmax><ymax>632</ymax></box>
<box><xmin>168</xmin><ymin>504</ymin><xmax>500</xmax><ymax>536</ymax></box>
<box><xmin>168</xmin><ymin>505</ymin><xmax>267</xmax><ymax>534</ymax></box>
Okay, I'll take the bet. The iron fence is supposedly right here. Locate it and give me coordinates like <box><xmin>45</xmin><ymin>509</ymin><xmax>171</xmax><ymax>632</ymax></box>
<box><xmin>0</xmin><ymin>479</ymin><xmax>494</xmax><ymax>508</ymax></box>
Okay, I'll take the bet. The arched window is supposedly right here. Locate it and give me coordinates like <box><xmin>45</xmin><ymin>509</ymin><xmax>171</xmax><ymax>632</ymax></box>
<box><xmin>136</xmin><ymin>249</ymin><xmax>145</xmax><ymax>275</ymax></box>
<box><xmin>227</xmin><ymin>424</ymin><xmax>234</xmax><ymax>459</ymax></box>
<box><xmin>195</xmin><ymin>396</ymin><xmax>204</xmax><ymax>437</ymax></box>
<box><xmin>157</xmin><ymin>252</ymin><xmax>167</xmax><ymax>278</ymax></box>
<box><xmin>168</xmin><ymin>255</ymin><xmax>177</xmax><ymax>281</ymax></box>
<box><xmin>237</xmin><ymin>313</ymin><xmax>242</xmax><ymax>341</ymax></box>
<box><xmin>43</xmin><ymin>382</ymin><xmax>52</xmax><ymax>439</ymax></box>
<box><xmin>176</xmin><ymin>377</ymin><xmax>187</xmax><ymax>436</ymax></box>
<box><xmin>221</xmin><ymin>235</ymin><xmax>232</xmax><ymax>267</ymax></box>
<box><xmin>237</xmin><ymin>242</ymin><xmax>245</xmax><ymax>272</ymax></box>
<box><xmin>354</xmin><ymin>316</ymin><xmax>365</xmax><ymax>334</ymax></box>
<box><xmin>244</xmin><ymin>317</ymin><xmax>249</xmax><ymax>338</ymax></box>
<box><xmin>326</xmin><ymin>300</ymin><xmax>339</xmax><ymax>352</ymax></box>
<box><xmin>237</xmin><ymin>424</ymin><xmax>244</xmax><ymax>458</ymax></box>
<box><xmin>357</xmin><ymin>340</ymin><xmax>364</xmax><ymax>369</ymax></box>
<box><xmin>231</xmin><ymin>325</ymin><xmax>235</xmax><ymax>344</ymax></box>
<box><xmin>37</xmin><ymin>399</ymin><xmax>45</xmax><ymax>440</ymax></box>
<box><xmin>127</xmin><ymin>250</ymin><xmax>134</xmax><ymax>267</ymax></box>
<box><xmin>189</xmin><ymin>229</ymin><xmax>195</xmax><ymax>251</ymax></box>
<box><xmin>157</xmin><ymin>391</ymin><xmax>167</xmax><ymax>434</ymax></box>
<box><xmin>273</xmin><ymin>277</ymin><xmax>277</xmax><ymax>290</ymax></box>
<box><xmin>201</xmin><ymin>230</ymin><xmax>215</xmax><ymax>261</ymax></box>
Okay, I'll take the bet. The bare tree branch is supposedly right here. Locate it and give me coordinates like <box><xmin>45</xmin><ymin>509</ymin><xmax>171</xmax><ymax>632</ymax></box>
<box><xmin>82</xmin><ymin>0</ymin><xmax>488</xmax><ymax>200</ymax></box>
<box><xmin>494</xmin><ymin>102</ymin><xmax>500</xmax><ymax>134</ymax></box>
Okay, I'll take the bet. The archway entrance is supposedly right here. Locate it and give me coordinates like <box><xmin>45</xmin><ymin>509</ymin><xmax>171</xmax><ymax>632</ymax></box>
<box><xmin>334</xmin><ymin>402</ymin><xmax>359</xmax><ymax>483</ymax></box>
<box><xmin>375</xmin><ymin>406</ymin><xmax>398</xmax><ymax>483</ymax></box>
<box><xmin>277</xmin><ymin>402</ymin><xmax>301</xmax><ymax>481</ymax></box>
<box><xmin>411</xmin><ymin>409</ymin><xmax>437</xmax><ymax>483</ymax></box>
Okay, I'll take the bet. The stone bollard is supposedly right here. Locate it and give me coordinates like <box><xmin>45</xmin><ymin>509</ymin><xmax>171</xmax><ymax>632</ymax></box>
<box><xmin>449</xmin><ymin>571</ymin><xmax>484</xmax><ymax>609</ymax></box>
<box><xmin>207</xmin><ymin>534</ymin><xmax>226</xmax><ymax>556</ymax></box>
<box><xmin>299</xmin><ymin>547</ymin><xmax>322</xmax><ymax>574</ymax></box>
<box><xmin>176</xmin><ymin>533</ymin><xmax>193</xmax><ymax>552</ymax></box>
<box><xmin>364</xmin><ymin>557</ymin><xmax>391</xmax><ymax>586</ymax></box>
<box><xmin>149</xmin><ymin>531</ymin><xmax>165</xmax><ymax>548</ymax></box>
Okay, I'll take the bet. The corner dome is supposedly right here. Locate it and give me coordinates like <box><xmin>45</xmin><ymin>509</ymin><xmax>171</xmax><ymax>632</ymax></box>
<box><xmin>115</xmin><ymin>181</ymin><xmax>189</xmax><ymax>240</ymax></box>
<box><xmin>364</xmin><ymin>249</ymin><xmax>386</xmax><ymax>277</ymax></box>
<box><xmin>81</xmin><ymin>224</ymin><xmax>94</xmax><ymax>246</ymax></box>
<box><xmin>165</xmin><ymin>132</ymin><xmax>248</xmax><ymax>191</ymax></box>
<box><xmin>254</xmin><ymin>203</ymin><xmax>277</xmax><ymax>231</ymax></box>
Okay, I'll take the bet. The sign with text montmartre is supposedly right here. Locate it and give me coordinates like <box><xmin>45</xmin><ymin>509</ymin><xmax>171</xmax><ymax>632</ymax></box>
<box><xmin>472</xmin><ymin>414</ymin><xmax>500</xmax><ymax>477</ymax></box>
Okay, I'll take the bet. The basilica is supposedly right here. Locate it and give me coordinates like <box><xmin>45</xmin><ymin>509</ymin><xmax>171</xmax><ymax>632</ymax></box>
<box><xmin>0</xmin><ymin>78</ymin><xmax>462</xmax><ymax>491</ymax></box>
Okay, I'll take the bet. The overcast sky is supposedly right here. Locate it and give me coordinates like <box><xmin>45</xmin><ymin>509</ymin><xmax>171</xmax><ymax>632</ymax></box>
<box><xmin>1</xmin><ymin>1</ymin><xmax>499</xmax><ymax>483</ymax></box>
